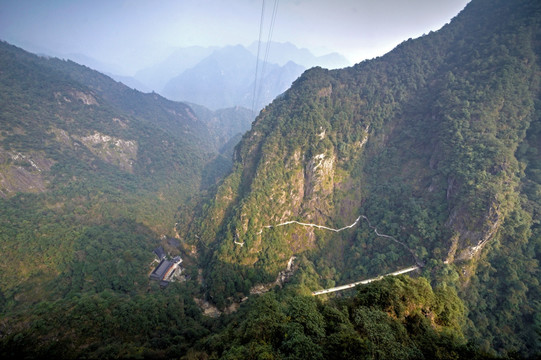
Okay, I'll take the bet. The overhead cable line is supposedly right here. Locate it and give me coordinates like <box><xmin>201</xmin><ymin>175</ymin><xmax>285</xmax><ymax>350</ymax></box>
<box><xmin>257</xmin><ymin>0</ymin><xmax>279</xmax><ymax>110</ymax></box>
<box><xmin>251</xmin><ymin>0</ymin><xmax>280</xmax><ymax>118</ymax></box>
<box><xmin>251</xmin><ymin>0</ymin><xmax>267</xmax><ymax>118</ymax></box>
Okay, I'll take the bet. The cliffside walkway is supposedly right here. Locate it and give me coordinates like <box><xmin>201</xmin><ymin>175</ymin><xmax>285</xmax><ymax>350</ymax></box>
<box><xmin>312</xmin><ymin>265</ymin><xmax>420</xmax><ymax>296</ymax></box>
<box><xmin>253</xmin><ymin>215</ymin><xmax>424</xmax><ymax>296</ymax></box>
<box><xmin>360</xmin><ymin>216</ymin><xmax>425</xmax><ymax>268</ymax></box>
<box><xmin>258</xmin><ymin>215</ymin><xmax>423</xmax><ymax>267</ymax></box>
<box><xmin>260</xmin><ymin>216</ymin><xmax>361</xmax><ymax>233</ymax></box>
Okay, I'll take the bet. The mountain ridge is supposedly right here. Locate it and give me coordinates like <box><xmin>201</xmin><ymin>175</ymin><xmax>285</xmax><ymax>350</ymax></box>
<box><xmin>246</xmin><ymin>41</ymin><xmax>351</xmax><ymax>69</ymax></box>
<box><xmin>0</xmin><ymin>0</ymin><xmax>540</xmax><ymax>357</ymax></box>
<box><xmin>132</xmin><ymin>42</ymin><xmax>349</xmax><ymax>94</ymax></box>
<box><xmin>162</xmin><ymin>45</ymin><xmax>306</xmax><ymax>110</ymax></box>
<box><xmin>175</xmin><ymin>0</ymin><xmax>541</xmax><ymax>354</ymax></box>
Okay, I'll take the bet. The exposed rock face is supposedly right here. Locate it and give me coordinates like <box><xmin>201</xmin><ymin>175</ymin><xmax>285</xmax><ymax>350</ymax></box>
<box><xmin>78</xmin><ymin>132</ymin><xmax>137</xmax><ymax>172</ymax></box>
<box><xmin>0</xmin><ymin>128</ymin><xmax>138</xmax><ymax>197</ymax></box>
<box><xmin>0</xmin><ymin>151</ymin><xmax>54</xmax><ymax>197</ymax></box>
<box><xmin>446</xmin><ymin>201</ymin><xmax>502</xmax><ymax>262</ymax></box>
<box><xmin>250</xmin><ymin>256</ymin><xmax>297</xmax><ymax>295</ymax></box>
<box><xmin>54</xmin><ymin>90</ymin><xmax>99</xmax><ymax>106</ymax></box>
<box><xmin>52</xmin><ymin>127</ymin><xmax>138</xmax><ymax>172</ymax></box>
<box><xmin>70</xmin><ymin>90</ymin><xmax>98</xmax><ymax>106</ymax></box>
<box><xmin>303</xmin><ymin>151</ymin><xmax>335</xmax><ymax>220</ymax></box>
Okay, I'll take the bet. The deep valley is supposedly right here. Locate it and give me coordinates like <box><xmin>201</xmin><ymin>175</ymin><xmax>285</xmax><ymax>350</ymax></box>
<box><xmin>1</xmin><ymin>0</ymin><xmax>540</xmax><ymax>358</ymax></box>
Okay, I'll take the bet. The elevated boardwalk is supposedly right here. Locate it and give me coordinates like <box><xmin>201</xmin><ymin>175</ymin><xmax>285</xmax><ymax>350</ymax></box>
<box><xmin>312</xmin><ymin>266</ymin><xmax>420</xmax><ymax>296</ymax></box>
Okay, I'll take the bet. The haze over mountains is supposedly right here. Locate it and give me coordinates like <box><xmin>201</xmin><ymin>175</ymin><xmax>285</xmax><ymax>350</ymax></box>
<box><xmin>131</xmin><ymin>42</ymin><xmax>349</xmax><ymax>91</ymax></box>
<box><xmin>60</xmin><ymin>41</ymin><xmax>350</xmax><ymax>111</ymax></box>
<box><xmin>1</xmin><ymin>0</ymin><xmax>540</xmax><ymax>358</ymax></box>
<box><xmin>161</xmin><ymin>46</ymin><xmax>300</xmax><ymax>110</ymax></box>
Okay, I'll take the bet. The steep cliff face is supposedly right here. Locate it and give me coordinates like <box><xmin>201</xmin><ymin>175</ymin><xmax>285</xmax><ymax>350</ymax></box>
<box><xmin>179</xmin><ymin>0</ymin><xmax>541</xmax><ymax>304</ymax></box>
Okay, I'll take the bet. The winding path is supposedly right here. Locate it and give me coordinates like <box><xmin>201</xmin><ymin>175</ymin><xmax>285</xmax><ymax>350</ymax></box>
<box><xmin>248</xmin><ymin>214</ymin><xmax>423</xmax><ymax>268</ymax></box>
<box><xmin>227</xmin><ymin>214</ymin><xmax>425</xmax><ymax>302</ymax></box>
<box><xmin>360</xmin><ymin>216</ymin><xmax>424</xmax><ymax>267</ymax></box>
<box><xmin>255</xmin><ymin>215</ymin><xmax>422</xmax><ymax>265</ymax></box>
<box><xmin>237</xmin><ymin>214</ymin><xmax>424</xmax><ymax>295</ymax></box>
<box><xmin>261</xmin><ymin>216</ymin><xmax>361</xmax><ymax>233</ymax></box>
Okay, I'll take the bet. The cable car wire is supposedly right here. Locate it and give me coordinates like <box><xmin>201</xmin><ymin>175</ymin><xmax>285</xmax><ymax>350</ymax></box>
<box><xmin>251</xmin><ymin>0</ymin><xmax>267</xmax><ymax>118</ymax></box>
<box><xmin>257</xmin><ymin>0</ymin><xmax>279</xmax><ymax>110</ymax></box>
<box><xmin>251</xmin><ymin>0</ymin><xmax>279</xmax><ymax>118</ymax></box>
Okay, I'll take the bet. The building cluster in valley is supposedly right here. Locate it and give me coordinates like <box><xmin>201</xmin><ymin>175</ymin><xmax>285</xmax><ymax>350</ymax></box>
<box><xmin>149</xmin><ymin>246</ymin><xmax>183</xmax><ymax>287</ymax></box>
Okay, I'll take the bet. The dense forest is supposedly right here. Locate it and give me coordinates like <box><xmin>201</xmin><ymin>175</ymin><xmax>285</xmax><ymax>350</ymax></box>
<box><xmin>1</xmin><ymin>0</ymin><xmax>541</xmax><ymax>358</ymax></box>
<box><xmin>176</xmin><ymin>0</ymin><xmax>541</xmax><ymax>357</ymax></box>
<box><xmin>0</xmin><ymin>39</ymin><xmax>248</xmax><ymax>358</ymax></box>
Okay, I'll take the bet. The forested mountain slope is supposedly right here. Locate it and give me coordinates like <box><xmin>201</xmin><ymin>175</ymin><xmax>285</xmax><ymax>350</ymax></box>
<box><xmin>177</xmin><ymin>0</ymin><xmax>541</xmax><ymax>355</ymax></box>
<box><xmin>1</xmin><ymin>0</ymin><xmax>541</xmax><ymax>357</ymax></box>
<box><xmin>0</xmin><ymin>40</ymin><xmax>226</xmax><ymax>317</ymax></box>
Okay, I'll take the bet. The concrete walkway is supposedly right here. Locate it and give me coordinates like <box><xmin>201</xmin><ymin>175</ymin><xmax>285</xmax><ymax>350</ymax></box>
<box><xmin>312</xmin><ymin>265</ymin><xmax>420</xmax><ymax>296</ymax></box>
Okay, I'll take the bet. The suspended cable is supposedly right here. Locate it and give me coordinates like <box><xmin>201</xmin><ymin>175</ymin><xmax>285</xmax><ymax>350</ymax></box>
<box><xmin>251</xmin><ymin>0</ymin><xmax>267</xmax><ymax>118</ymax></box>
<box><xmin>251</xmin><ymin>0</ymin><xmax>279</xmax><ymax>117</ymax></box>
<box><xmin>257</xmin><ymin>0</ymin><xmax>279</xmax><ymax>110</ymax></box>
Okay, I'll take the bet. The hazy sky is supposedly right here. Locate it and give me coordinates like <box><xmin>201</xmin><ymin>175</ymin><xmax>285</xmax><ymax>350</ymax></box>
<box><xmin>1</xmin><ymin>0</ymin><xmax>470</xmax><ymax>75</ymax></box>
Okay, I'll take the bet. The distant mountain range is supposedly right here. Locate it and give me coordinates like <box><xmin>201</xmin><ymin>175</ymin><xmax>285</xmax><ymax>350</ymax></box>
<box><xmin>246</xmin><ymin>41</ymin><xmax>350</xmax><ymax>69</ymax></box>
<box><xmin>26</xmin><ymin>41</ymin><xmax>350</xmax><ymax>112</ymax></box>
<box><xmin>1</xmin><ymin>0</ymin><xmax>541</xmax><ymax>358</ymax></box>
<box><xmin>161</xmin><ymin>45</ymin><xmax>306</xmax><ymax>110</ymax></box>
<box><xmin>133</xmin><ymin>46</ymin><xmax>218</xmax><ymax>93</ymax></box>
<box><xmin>127</xmin><ymin>42</ymin><xmax>350</xmax><ymax>110</ymax></box>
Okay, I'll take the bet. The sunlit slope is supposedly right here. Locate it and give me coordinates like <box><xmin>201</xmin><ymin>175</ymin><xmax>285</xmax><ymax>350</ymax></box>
<box><xmin>178</xmin><ymin>0</ymin><xmax>540</xmax><ymax>315</ymax></box>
